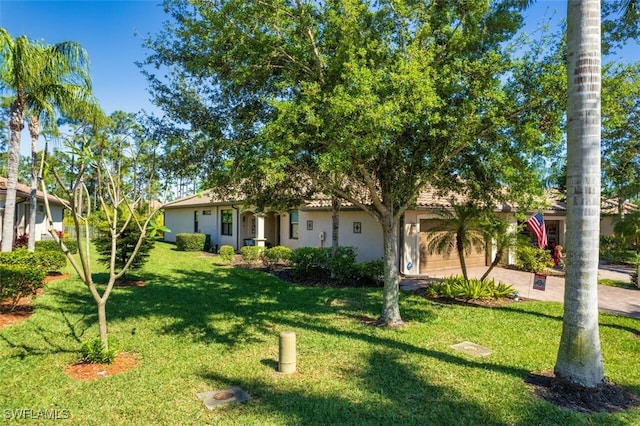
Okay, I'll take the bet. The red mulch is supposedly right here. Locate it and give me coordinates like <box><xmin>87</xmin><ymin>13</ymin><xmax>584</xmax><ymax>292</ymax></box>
<box><xmin>65</xmin><ymin>352</ymin><xmax>140</xmax><ymax>381</ymax></box>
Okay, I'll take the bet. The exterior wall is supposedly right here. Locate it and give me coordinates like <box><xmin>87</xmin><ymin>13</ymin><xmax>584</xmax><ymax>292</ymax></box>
<box><xmin>0</xmin><ymin>197</ymin><xmax>63</xmax><ymax>242</ymax></box>
<box><xmin>600</xmin><ymin>216</ymin><xmax>616</xmax><ymax>236</ymax></box>
<box><xmin>278</xmin><ymin>211</ymin><xmax>300</xmax><ymax>250</ymax></box>
<box><xmin>164</xmin><ymin>207</ymin><xmax>197</xmax><ymax>243</ymax></box>
<box><xmin>298</xmin><ymin>209</ymin><xmax>383</xmax><ymax>261</ymax></box>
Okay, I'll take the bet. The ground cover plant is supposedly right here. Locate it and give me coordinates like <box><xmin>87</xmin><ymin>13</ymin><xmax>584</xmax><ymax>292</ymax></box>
<box><xmin>1</xmin><ymin>242</ymin><xmax>639</xmax><ymax>425</ymax></box>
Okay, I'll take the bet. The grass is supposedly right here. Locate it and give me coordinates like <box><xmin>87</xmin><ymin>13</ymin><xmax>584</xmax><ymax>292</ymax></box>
<box><xmin>598</xmin><ymin>278</ymin><xmax>639</xmax><ymax>290</ymax></box>
<box><xmin>1</xmin><ymin>242</ymin><xmax>639</xmax><ymax>425</ymax></box>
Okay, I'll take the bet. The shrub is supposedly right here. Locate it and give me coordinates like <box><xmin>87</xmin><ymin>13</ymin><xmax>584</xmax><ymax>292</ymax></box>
<box><xmin>326</xmin><ymin>246</ymin><xmax>358</xmax><ymax>281</ymax></box>
<box><xmin>261</xmin><ymin>246</ymin><xmax>292</xmax><ymax>269</ymax></box>
<box><xmin>515</xmin><ymin>245</ymin><xmax>554</xmax><ymax>273</ymax></box>
<box><xmin>35</xmin><ymin>239</ymin><xmax>78</xmax><ymax>255</ymax></box>
<box><xmin>13</xmin><ymin>233</ymin><xmax>29</xmax><ymax>249</ymax></box>
<box><xmin>240</xmin><ymin>245</ymin><xmax>263</xmax><ymax>264</ymax></box>
<box><xmin>80</xmin><ymin>337</ymin><xmax>117</xmax><ymax>364</ymax></box>
<box><xmin>175</xmin><ymin>233</ymin><xmax>207</xmax><ymax>252</ymax></box>
<box><xmin>94</xmin><ymin>217</ymin><xmax>155</xmax><ymax>278</ymax></box>
<box><xmin>0</xmin><ymin>264</ymin><xmax>45</xmax><ymax>311</ymax></box>
<box><xmin>219</xmin><ymin>245</ymin><xmax>235</xmax><ymax>264</ymax></box>
<box><xmin>290</xmin><ymin>247</ymin><xmax>329</xmax><ymax>279</ymax></box>
<box><xmin>426</xmin><ymin>275</ymin><xmax>515</xmax><ymax>300</ymax></box>
<box><xmin>351</xmin><ymin>259</ymin><xmax>384</xmax><ymax>286</ymax></box>
<box><xmin>35</xmin><ymin>250</ymin><xmax>67</xmax><ymax>273</ymax></box>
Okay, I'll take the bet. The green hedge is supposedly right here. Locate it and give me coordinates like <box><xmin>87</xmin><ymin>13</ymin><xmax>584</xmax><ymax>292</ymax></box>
<box><xmin>240</xmin><ymin>246</ymin><xmax>264</xmax><ymax>264</ymax></box>
<box><xmin>0</xmin><ymin>264</ymin><xmax>45</xmax><ymax>311</ymax></box>
<box><xmin>289</xmin><ymin>246</ymin><xmax>382</xmax><ymax>285</ymax></box>
<box><xmin>35</xmin><ymin>239</ymin><xmax>78</xmax><ymax>254</ymax></box>
<box><xmin>0</xmin><ymin>249</ymin><xmax>67</xmax><ymax>273</ymax></box>
<box><xmin>515</xmin><ymin>245</ymin><xmax>554</xmax><ymax>273</ymax></box>
<box><xmin>261</xmin><ymin>246</ymin><xmax>292</xmax><ymax>268</ymax></box>
<box><xmin>219</xmin><ymin>245</ymin><xmax>235</xmax><ymax>264</ymax></box>
<box><xmin>176</xmin><ymin>233</ymin><xmax>207</xmax><ymax>251</ymax></box>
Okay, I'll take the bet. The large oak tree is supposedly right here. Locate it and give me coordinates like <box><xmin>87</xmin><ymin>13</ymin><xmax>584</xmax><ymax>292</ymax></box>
<box><xmin>143</xmin><ymin>0</ymin><xmax>564</xmax><ymax>325</ymax></box>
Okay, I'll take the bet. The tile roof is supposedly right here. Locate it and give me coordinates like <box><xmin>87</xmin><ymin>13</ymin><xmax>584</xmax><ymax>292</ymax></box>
<box><xmin>0</xmin><ymin>177</ymin><xmax>65</xmax><ymax>205</ymax></box>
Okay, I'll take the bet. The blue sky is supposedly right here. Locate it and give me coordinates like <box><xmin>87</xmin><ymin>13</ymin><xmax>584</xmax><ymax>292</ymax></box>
<box><xmin>1</xmin><ymin>0</ymin><xmax>638</xmax><ymax>150</ymax></box>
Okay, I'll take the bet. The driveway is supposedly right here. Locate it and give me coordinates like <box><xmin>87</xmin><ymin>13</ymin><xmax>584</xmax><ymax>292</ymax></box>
<box><xmin>401</xmin><ymin>265</ymin><xmax>640</xmax><ymax>319</ymax></box>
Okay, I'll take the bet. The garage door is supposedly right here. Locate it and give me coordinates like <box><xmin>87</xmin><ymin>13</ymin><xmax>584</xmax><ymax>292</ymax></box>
<box><xmin>418</xmin><ymin>219</ymin><xmax>487</xmax><ymax>273</ymax></box>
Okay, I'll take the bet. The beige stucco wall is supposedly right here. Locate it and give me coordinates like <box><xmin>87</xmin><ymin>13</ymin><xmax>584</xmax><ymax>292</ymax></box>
<box><xmin>298</xmin><ymin>209</ymin><xmax>382</xmax><ymax>261</ymax></box>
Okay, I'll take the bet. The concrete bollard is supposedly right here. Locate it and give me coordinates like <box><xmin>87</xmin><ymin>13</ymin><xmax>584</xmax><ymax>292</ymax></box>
<box><xmin>278</xmin><ymin>331</ymin><xmax>296</xmax><ymax>374</ymax></box>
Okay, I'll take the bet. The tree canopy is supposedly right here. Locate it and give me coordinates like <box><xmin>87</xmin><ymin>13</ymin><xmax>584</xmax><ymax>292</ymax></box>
<box><xmin>142</xmin><ymin>0</ymin><xmax>566</xmax><ymax>324</ymax></box>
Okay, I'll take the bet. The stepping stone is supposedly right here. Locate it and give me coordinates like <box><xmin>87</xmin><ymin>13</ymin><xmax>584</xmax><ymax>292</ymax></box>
<box><xmin>450</xmin><ymin>341</ymin><xmax>492</xmax><ymax>357</ymax></box>
<box><xmin>197</xmin><ymin>386</ymin><xmax>251</xmax><ymax>409</ymax></box>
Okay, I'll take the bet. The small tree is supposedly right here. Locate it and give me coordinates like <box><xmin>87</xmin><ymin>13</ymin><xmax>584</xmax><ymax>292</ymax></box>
<box><xmin>479</xmin><ymin>217</ymin><xmax>521</xmax><ymax>281</ymax></box>
<box><xmin>426</xmin><ymin>203</ymin><xmax>487</xmax><ymax>281</ymax></box>
<box><xmin>94</xmin><ymin>209</ymin><xmax>156</xmax><ymax>281</ymax></box>
<box><xmin>40</xmin><ymin>119</ymin><xmax>167</xmax><ymax>354</ymax></box>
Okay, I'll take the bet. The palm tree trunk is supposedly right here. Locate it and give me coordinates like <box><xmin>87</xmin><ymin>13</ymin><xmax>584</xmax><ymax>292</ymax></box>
<box><xmin>28</xmin><ymin>116</ymin><xmax>40</xmax><ymax>252</ymax></box>
<box><xmin>1</xmin><ymin>100</ymin><xmax>25</xmax><ymax>252</ymax></box>
<box><xmin>456</xmin><ymin>233</ymin><xmax>468</xmax><ymax>281</ymax></box>
<box><xmin>554</xmin><ymin>0</ymin><xmax>604</xmax><ymax>388</ymax></box>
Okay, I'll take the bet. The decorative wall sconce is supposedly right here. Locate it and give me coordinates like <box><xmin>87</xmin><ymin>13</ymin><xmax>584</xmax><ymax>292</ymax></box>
<box><xmin>307</xmin><ymin>220</ymin><xmax>313</xmax><ymax>230</ymax></box>
<box><xmin>353</xmin><ymin>221</ymin><xmax>362</xmax><ymax>234</ymax></box>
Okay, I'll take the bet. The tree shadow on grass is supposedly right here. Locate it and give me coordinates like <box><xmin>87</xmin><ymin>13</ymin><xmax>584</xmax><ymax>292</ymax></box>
<box><xmin>197</xmin><ymin>350</ymin><xmax>512</xmax><ymax>426</ymax></box>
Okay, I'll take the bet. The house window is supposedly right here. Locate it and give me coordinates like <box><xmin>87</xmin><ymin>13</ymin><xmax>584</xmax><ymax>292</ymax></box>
<box><xmin>289</xmin><ymin>210</ymin><xmax>299</xmax><ymax>239</ymax></box>
<box><xmin>221</xmin><ymin>210</ymin><xmax>233</xmax><ymax>236</ymax></box>
<box><xmin>202</xmin><ymin>210</ymin><xmax>212</xmax><ymax>215</ymax></box>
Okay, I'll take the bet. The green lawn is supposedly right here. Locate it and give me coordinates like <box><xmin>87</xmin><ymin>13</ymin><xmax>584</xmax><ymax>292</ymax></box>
<box><xmin>1</xmin><ymin>242</ymin><xmax>639</xmax><ymax>425</ymax></box>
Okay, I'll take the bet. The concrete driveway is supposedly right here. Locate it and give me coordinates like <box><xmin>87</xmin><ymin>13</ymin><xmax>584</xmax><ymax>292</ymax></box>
<box><xmin>401</xmin><ymin>265</ymin><xmax>640</xmax><ymax>319</ymax></box>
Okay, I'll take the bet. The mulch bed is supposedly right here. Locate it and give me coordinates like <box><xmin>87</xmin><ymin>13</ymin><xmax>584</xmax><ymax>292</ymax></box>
<box><xmin>65</xmin><ymin>352</ymin><xmax>140</xmax><ymax>381</ymax></box>
<box><xmin>525</xmin><ymin>371</ymin><xmax>640</xmax><ymax>413</ymax></box>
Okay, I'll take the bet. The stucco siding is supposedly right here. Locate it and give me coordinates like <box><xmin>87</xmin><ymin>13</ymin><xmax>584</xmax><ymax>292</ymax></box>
<box><xmin>299</xmin><ymin>210</ymin><xmax>383</xmax><ymax>261</ymax></box>
<box><xmin>164</xmin><ymin>208</ymin><xmax>196</xmax><ymax>243</ymax></box>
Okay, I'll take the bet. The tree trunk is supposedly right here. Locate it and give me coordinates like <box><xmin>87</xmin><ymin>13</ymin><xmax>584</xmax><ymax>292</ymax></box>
<box><xmin>1</xmin><ymin>100</ymin><xmax>25</xmax><ymax>252</ymax></box>
<box><xmin>481</xmin><ymin>249</ymin><xmax>503</xmax><ymax>282</ymax></box>
<box><xmin>331</xmin><ymin>197</ymin><xmax>340</xmax><ymax>257</ymax></box>
<box><xmin>554</xmin><ymin>0</ymin><xmax>604</xmax><ymax>388</ymax></box>
<box><xmin>379</xmin><ymin>213</ymin><xmax>403</xmax><ymax>326</ymax></box>
<box><xmin>28</xmin><ymin>116</ymin><xmax>40</xmax><ymax>252</ymax></box>
<box><xmin>456</xmin><ymin>233</ymin><xmax>468</xmax><ymax>281</ymax></box>
<box><xmin>97</xmin><ymin>300</ymin><xmax>109</xmax><ymax>351</ymax></box>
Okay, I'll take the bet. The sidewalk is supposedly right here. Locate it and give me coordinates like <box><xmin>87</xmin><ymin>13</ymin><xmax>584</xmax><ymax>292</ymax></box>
<box><xmin>401</xmin><ymin>265</ymin><xmax>640</xmax><ymax>319</ymax></box>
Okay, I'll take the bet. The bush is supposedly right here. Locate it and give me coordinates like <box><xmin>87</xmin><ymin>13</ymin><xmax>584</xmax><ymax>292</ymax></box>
<box><xmin>240</xmin><ymin>246</ymin><xmax>263</xmax><ymax>264</ymax></box>
<box><xmin>35</xmin><ymin>239</ymin><xmax>78</xmax><ymax>255</ymax></box>
<box><xmin>35</xmin><ymin>250</ymin><xmax>67</xmax><ymax>273</ymax></box>
<box><xmin>94</xmin><ymin>217</ymin><xmax>155</xmax><ymax>278</ymax></box>
<box><xmin>290</xmin><ymin>247</ymin><xmax>329</xmax><ymax>279</ymax></box>
<box><xmin>219</xmin><ymin>245</ymin><xmax>235</xmax><ymax>264</ymax></box>
<box><xmin>515</xmin><ymin>245</ymin><xmax>554</xmax><ymax>273</ymax></box>
<box><xmin>80</xmin><ymin>337</ymin><xmax>116</xmax><ymax>364</ymax></box>
<box><xmin>426</xmin><ymin>275</ymin><xmax>515</xmax><ymax>300</ymax></box>
<box><xmin>175</xmin><ymin>233</ymin><xmax>207</xmax><ymax>252</ymax></box>
<box><xmin>0</xmin><ymin>264</ymin><xmax>45</xmax><ymax>311</ymax></box>
<box><xmin>326</xmin><ymin>246</ymin><xmax>358</xmax><ymax>281</ymax></box>
<box><xmin>0</xmin><ymin>248</ymin><xmax>65</xmax><ymax>272</ymax></box>
<box><xmin>351</xmin><ymin>259</ymin><xmax>384</xmax><ymax>286</ymax></box>
<box><xmin>261</xmin><ymin>246</ymin><xmax>292</xmax><ymax>269</ymax></box>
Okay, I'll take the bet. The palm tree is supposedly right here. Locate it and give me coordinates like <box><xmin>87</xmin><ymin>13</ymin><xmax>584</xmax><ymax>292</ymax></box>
<box><xmin>479</xmin><ymin>217</ymin><xmax>521</xmax><ymax>282</ymax></box>
<box><xmin>0</xmin><ymin>29</ymin><xmax>94</xmax><ymax>252</ymax></box>
<box><xmin>554</xmin><ymin>0</ymin><xmax>604</xmax><ymax>388</ymax></box>
<box><xmin>426</xmin><ymin>203</ymin><xmax>487</xmax><ymax>281</ymax></box>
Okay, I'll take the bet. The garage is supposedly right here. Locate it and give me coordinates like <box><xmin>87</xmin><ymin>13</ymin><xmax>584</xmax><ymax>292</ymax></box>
<box><xmin>418</xmin><ymin>219</ymin><xmax>487</xmax><ymax>273</ymax></box>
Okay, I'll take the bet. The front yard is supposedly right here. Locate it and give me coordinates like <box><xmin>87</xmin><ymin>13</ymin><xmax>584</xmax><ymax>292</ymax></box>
<box><xmin>1</xmin><ymin>242</ymin><xmax>639</xmax><ymax>425</ymax></box>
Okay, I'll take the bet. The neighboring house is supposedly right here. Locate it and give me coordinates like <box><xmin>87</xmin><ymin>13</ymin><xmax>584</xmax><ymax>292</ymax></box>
<box><xmin>163</xmin><ymin>187</ymin><xmax>631</xmax><ymax>275</ymax></box>
<box><xmin>0</xmin><ymin>177</ymin><xmax>65</xmax><ymax>244</ymax></box>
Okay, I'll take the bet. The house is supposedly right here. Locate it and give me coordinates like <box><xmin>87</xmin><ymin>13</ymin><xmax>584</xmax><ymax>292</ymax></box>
<box><xmin>162</xmin><ymin>187</ymin><xmax>628</xmax><ymax>275</ymax></box>
<box><xmin>0</xmin><ymin>177</ymin><xmax>65</xmax><ymax>244</ymax></box>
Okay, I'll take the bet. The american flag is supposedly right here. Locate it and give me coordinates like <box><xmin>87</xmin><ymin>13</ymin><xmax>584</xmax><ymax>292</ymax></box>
<box><xmin>526</xmin><ymin>213</ymin><xmax>548</xmax><ymax>249</ymax></box>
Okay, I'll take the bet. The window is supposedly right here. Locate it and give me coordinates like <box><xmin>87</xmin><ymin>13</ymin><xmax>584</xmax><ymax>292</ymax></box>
<box><xmin>289</xmin><ymin>210</ymin><xmax>299</xmax><ymax>239</ymax></box>
<box><xmin>202</xmin><ymin>210</ymin><xmax>212</xmax><ymax>215</ymax></box>
<box><xmin>221</xmin><ymin>210</ymin><xmax>233</xmax><ymax>236</ymax></box>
